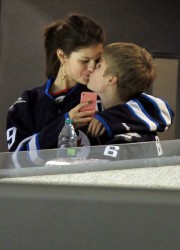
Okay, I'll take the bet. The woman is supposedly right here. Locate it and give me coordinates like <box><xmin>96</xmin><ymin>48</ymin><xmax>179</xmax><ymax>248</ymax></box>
<box><xmin>6</xmin><ymin>14</ymin><xmax>105</xmax><ymax>152</ymax></box>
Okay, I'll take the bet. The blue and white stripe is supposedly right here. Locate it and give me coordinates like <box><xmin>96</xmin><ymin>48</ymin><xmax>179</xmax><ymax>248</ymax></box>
<box><xmin>126</xmin><ymin>100</ymin><xmax>158</xmax><ymax>131</ymax></box>
<box><xmin>12</xmin><ymin>134</ymin><xmax>44</xmax><ymax>168</ymax></box>
<box><xmin>142</xmin><ymin>93</ymin><xmax>172</xmax><ymax>130</ymax></box>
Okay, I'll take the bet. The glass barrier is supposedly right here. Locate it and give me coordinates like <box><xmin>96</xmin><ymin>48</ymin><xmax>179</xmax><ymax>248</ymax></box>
<box><xmin>0</xmin><ymin>139</ymin><xmax>180</xmax><ymax>178</ymax></box>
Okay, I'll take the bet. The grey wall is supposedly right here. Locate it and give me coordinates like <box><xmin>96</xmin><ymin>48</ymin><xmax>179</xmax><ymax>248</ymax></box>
<box><xmin>1</xmin><ymin>0</ymin><xmax>180</xmax><ymax>152</ymax></box>
<box><xmin>152</xmin><ymin>58</ymin><xmax>179</xmax><ymax>141</ymax></box>
<box><xmin>1</xmin><ymin>183</ymin><xmax>180</xmax><ymax>250</ymax></box>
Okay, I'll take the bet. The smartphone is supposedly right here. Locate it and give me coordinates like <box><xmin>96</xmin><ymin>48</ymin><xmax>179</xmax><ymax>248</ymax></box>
<box><xmin>80</xmin><ymin>92</ymin><xmax>97</xmax><ymax>112</ymax></box>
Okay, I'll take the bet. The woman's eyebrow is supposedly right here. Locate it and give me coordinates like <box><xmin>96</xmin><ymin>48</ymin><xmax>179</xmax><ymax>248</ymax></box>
<box><xmin>81</xmin><ymin>55</ymin><xmax>101</xmax><ymax>60</ymax></box>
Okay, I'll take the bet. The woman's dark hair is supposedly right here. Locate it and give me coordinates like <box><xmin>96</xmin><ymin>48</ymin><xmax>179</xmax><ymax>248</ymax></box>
<box><xmin>43</xmin><ymin>14</ymin><xmax>105</xmax><ymax>78</ymax></box>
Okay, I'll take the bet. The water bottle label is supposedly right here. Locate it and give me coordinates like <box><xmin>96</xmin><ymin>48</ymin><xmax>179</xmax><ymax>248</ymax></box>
<box><xmin>67</xmin><ymin>148</ymin><xmax>76</xmax><ymax>157</ymax></box>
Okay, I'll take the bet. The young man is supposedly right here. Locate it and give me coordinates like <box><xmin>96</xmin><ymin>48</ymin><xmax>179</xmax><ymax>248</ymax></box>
<box><xmin>70</xmin><ymin>42</ymin><xmax>174</xmax><ymax>146</ymax></box>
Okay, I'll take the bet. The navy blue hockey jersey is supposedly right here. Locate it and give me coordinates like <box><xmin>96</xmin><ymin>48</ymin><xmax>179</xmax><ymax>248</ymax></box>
<box><xmin>6</xmin><ymin>78</ymin><xmax>90</xmax><ymax>151</ymax></box>
<box><xmin>70</xmin><ymin>93</ymin><xmax>174</xmax><ymax>147</ymax></box>
<box><xmin>6</xmin><ymin>78</ymin><xmax>174</xmax><ymax>153</ymax></box>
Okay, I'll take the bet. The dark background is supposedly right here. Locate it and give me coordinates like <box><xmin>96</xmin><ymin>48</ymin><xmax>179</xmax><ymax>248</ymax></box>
<box><xmin>0</xmin><ymin>0</ymin><xmax>180</xmax><ymax>151</ymax></box>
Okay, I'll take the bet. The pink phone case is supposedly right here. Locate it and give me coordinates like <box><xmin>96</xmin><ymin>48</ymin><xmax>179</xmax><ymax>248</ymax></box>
<box><xmin>80</xmin><ymin>92</ymin><xmax>97</xmax><ymax>111</ymax></box>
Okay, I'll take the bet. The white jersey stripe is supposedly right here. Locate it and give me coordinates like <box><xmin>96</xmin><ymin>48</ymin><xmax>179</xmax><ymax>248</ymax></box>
<box><xmin>142</xmin><ymin>93</ymin><xmax>171</xmax><ymax>130</ymax></box>
<box><xmin>12</xmin><ymin>135</ymin><xmax>44</xmax><ymax>167</ymax></box>
<box><xmin>12</xmin><ymin>135</ymin><xmax>34</xmax><ymax>168</ymax></box>
<box><xmin>28</xmin><ymin>135</ymin><xmax>45</xmax><ymax>165</ymax></box>
<box><xmin>126</xmin><ymin>100</ymin><xmax>157</xmax><ymax>131</ymax></box>
<box><xmin>28</xmin><ymin>134</ymin><xmax>38</xmax><ymax>150</ymax></box>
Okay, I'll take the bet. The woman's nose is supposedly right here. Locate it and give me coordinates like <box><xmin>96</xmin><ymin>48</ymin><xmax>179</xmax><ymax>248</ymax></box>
<box><xmin>87</xmin><ymin>61</ymin><xmax>96</xmax><ymax>72</ymax></box>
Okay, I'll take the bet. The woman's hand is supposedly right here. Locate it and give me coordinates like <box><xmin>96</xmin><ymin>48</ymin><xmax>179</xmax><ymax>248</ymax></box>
<box><xmin>69</xmin><ymin>101</ymin><xmax>95</xmax><ymax>128</ymax></box>
<box><xmin>87</xmin><ymin>118</ymin><xmax>106</xmax><ymax>137</ymax></box>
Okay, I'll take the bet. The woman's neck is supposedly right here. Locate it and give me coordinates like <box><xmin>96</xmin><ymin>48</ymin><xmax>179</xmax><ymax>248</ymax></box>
<box><xmin>51</xmin><ymin>68</ymin><xmax>76</xmax><ymax>92</ymax></box>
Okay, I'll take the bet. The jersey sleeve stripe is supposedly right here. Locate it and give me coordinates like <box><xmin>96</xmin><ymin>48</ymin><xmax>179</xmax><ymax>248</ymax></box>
<box><xmin>28</xmin><ymin>134</ymin><xmax>40</xmax><ymax>150</ymax></box>
<box><xmin>142</xmin><ymin>93</ymin><xmax>172</xmax><ymax>130</ymax></box>
<box><xmin>126</xmin><ymin>100</ymin><xmax>157</xmax><ymax>131</ymax></box>
<box><xmin>27</xmin><ymin>150</ymin><xmax>45</xmax><ymax>166</ymax></box>
<box><xmin>27</xmin><ymin>135</ymin><xmax>45</xmax><ymax>165</ymax></box>
<box><xmin>14</xmin><ymin>135</ymin><xmax>34</xmax><ymax>152</ymax></box>
<box><xmin>11</xmin><ymin>135</ymin><xmax>34</xmax><ymax>168</ymax></box>
<box><xmin>133</xmin><ymin>98</ymin><xmax>160</xmax><ymax>128</ymax></box>
<box><xmin>12</xmin><ymin>135</ymin><xmax>44</xmax><ymax>167</ymax></box>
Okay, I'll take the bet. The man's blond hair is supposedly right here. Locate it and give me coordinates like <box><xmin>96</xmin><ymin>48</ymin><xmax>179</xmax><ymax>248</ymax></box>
<box><xmin>103</xmin><ymin>42</ymin><xmax>157</xmax><ymax>101</ymax></box>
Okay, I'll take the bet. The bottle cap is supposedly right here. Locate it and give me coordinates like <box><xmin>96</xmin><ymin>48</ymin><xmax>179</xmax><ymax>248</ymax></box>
<box><xmin>65</xmin><ymin>118</ymin><xmax>73</xmax><ymax>124</ymax></box>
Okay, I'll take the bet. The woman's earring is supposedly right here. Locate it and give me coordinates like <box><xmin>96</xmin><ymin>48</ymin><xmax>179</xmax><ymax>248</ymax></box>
<box><xmin>62</xmin><ymin>72</ymin><xmax>66</xmax><ymax>80</ymax></box>
<box><xmin>61</xmin><ymin>65</ymin><xmax>66</xmax><ymax>80</ymax></box>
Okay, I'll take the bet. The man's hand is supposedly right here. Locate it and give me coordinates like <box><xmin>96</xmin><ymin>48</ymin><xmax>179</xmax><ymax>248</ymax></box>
<box><xmin>87</xmin><ymin>118</ymin><xmax>106</xmax><ymax>137</ymax></box>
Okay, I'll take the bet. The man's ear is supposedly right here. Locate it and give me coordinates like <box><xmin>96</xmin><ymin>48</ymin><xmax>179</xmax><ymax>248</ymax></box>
<box><xmin>108</xmin><ymin>75</ymin><xmax>118</xmax><ymax>86</ymax></box>
<box><xmin>57</xmin><ymin>49</ymin><xmax>67</xmax><ymax>64</ymax></box>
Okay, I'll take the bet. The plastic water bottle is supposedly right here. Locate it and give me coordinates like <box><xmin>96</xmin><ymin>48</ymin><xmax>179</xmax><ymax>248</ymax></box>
<box><xmin>58</xmin><ymin>118</ymin><xmax>77</xmax><ymax>157</ymax></box>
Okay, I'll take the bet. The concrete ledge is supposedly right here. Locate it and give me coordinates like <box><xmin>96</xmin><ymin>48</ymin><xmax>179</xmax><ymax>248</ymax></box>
<box><xmin>1</xmin><ymin>165</ymin><xmax>180</xmax><ymax>189</ymax></box>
